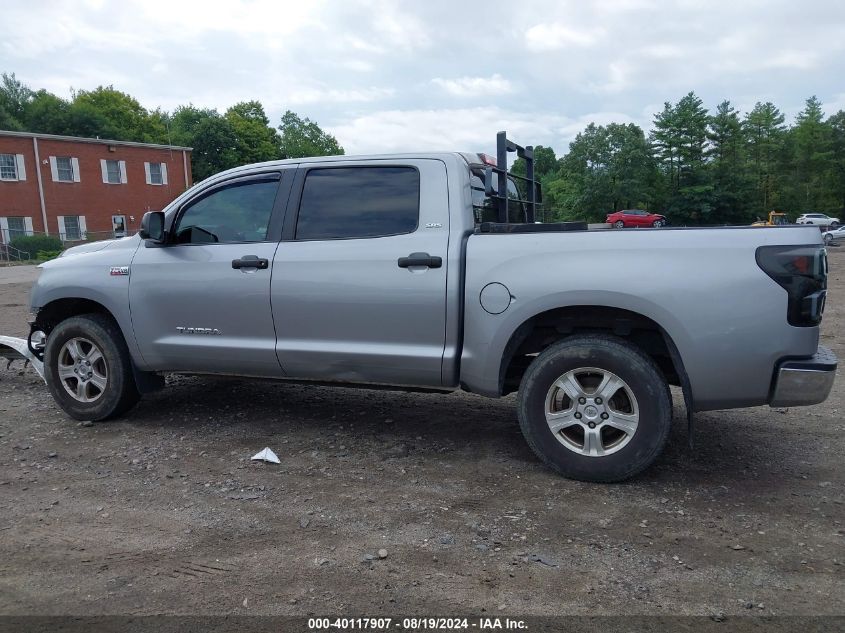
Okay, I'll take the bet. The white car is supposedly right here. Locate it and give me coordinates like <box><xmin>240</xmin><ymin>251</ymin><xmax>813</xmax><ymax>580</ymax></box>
<box><xmin>823</xmin><ymin>225</ymin><xmax>845</xmax><ymax>244</ymax></box>
<box><xmin>797</xmin><ymin>213</ymin><xmax>840</xmax><ymax>226</ymax></box>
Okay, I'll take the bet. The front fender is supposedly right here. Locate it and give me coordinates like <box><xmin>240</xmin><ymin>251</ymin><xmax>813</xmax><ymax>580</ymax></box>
<box><xmin>30</xmin><ymin>239</ymin><xmax>147</xmax><ymax>369</ymax></box>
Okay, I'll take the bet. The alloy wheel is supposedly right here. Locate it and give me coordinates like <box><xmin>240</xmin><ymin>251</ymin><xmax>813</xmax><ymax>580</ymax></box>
<box><xmin>544</xmin><ymin>367</ymin><xmax>639</xmax><ymax>457</ymax></box>
<box><xmin>57</xmin><ymin>337</ymin><xmax>108</xmax><ymax>403</ymax></box>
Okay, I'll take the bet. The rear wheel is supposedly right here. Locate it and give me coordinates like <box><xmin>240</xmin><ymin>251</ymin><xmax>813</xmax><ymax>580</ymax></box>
<box><xmin>516</xmin><ymin>335</ymin><xmax>672</xmax><ymax>482</ymax></box>
<box><xmin>613</xmin><ymin>220</ymin><xmax>625</xmax><ymax>229</ymax></box>
<box><xmin>45</xmin><ymin>314</ymin><xmax>140</xmax><ymax>421</ymax></box>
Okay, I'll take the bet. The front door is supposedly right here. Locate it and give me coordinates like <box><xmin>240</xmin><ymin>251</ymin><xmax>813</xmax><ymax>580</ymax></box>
<box><xmin>271</xmin><ymin>160</ymin><xmax>450</xmax><ymax>387</ymax></box>
<box><xmin>129</xmin><ymin>171</ymin><xmax>290</xmax><ymax>376</ymax></box>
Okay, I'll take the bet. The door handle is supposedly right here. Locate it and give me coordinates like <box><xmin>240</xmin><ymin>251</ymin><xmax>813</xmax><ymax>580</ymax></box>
<box><xmin>232</xmin><ymin>255</ymin><xmax>269</xmax><ymax>270</ymax></box>
<box><xmin>398</xmin><ymin>252</ymin><xmax>442</xmax><ymax>269</ymax></box>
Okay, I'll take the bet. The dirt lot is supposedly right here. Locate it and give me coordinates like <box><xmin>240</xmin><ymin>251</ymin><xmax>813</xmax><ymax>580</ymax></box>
<box><xmin>0</xmin><ymin>252</ymin><xmax>842</xmax><ymax>617</ymax></box>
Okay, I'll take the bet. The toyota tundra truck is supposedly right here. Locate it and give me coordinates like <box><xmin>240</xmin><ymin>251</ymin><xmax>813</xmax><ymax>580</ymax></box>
<box><xmin>22</xmin><ymin>132</ymin><xmax>837</xmax><ymax>482</ymax></box>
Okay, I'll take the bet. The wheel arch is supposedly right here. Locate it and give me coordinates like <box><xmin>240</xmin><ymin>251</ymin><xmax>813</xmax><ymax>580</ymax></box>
<box><xmin>497</xmin><ymin>304</ymin><xmax>692</xmax><ymax>412</ymax></box>
<box><xmin>33</xmin><ymin>296</ymin><xmax>162</xmax><ymax>394</ymax></box>
<box><xmin>34</xmin><ymin>297</ymin><xmax>116</xmax><ymax>334</ymax></box>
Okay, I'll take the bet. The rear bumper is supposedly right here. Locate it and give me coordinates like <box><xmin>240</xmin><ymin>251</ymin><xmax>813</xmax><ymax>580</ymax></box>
<box><xmin>770</xmin><ymin>346</ymin><xmax>837</xmax><ymax>407</ymax></box>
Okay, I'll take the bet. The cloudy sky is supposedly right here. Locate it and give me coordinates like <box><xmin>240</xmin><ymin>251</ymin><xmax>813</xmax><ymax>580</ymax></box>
<box><xmin>3</xmin><ymin>0</ymin><xmax>845</xmax><ymax>156</ymax></box>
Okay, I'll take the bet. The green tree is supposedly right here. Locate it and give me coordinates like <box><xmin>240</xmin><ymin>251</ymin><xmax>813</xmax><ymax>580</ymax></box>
<box><xmin>225</xmin><ymin>100</ymin><xmax>282</xmax><ymax>164</ymax></box>
<box><xmin>70</xmin><ymin>86</ymin><xmax>167</xmax><ymax>142</ymax></box>
<box><xmin>650</xmin><ymin>101</ymin><xmax>680</xmax><ymax>191</ymax></box>
<box><xmin>786</xmin><ymin>96</ymin><xmax>833</xmax><ymax>212</ymax></box>
<box><xmin>707</xmin><ymin>100</ymin><xmax>753</xmax><ymax>223</ymax></box>
<box><xmin>0</xmin><ymin>72</ymin><xmax>33</xmax><ymax>130</ymax></box>
<box><xmin>24</xmin><ymin>90</ymin><xmax>72</xmax><ymax>134</ymax></box>
<box><xmin>828</xmin><ymin>110</ymin><xmax>845</xmax><ymax>214</ymax></box>
<box><xmin>744</xmin><ymin>101</ymin><xmax>787</xmax><ymax>216</ymax></box>
<box><xmin>170</xmin><ymin>105</ymin><xmax>239</xmax><ymax>181</ymax></box>
<box><xmin>278</xmin><ymin>110</ymin><xmax>343</xmax><ymax>158</ymax></box>
<box><xmin>651</xmin><ymin>92</ymin><xmax>712</xmax><ymax>223</ymax></box>
<box><xmin>552</xmin><ymin>122</ymin><xmax>656</xmax><ymax>222</ymax></box>
<box><xmin>511</xmin><ymin>145</ymin><xmax>558</xmax><ymax>179</ymax></box>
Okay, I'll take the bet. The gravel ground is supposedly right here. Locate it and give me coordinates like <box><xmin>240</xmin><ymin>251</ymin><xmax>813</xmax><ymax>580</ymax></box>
<box><xmin>0</xmin><ymin>253</ymin><xmax>842</xmax><ymax>617</ymax></box>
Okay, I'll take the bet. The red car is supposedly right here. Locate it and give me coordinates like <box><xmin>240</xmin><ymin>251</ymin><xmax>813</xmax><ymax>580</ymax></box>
<box><xmin>606</xmin><ymin>209</ymin><xmax>667</xmax><ymax>228</ymax></box>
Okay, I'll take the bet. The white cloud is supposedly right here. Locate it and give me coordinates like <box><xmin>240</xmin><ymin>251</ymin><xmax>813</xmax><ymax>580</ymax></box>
<box><xmin>327</xmin><ymin>107</ymin><xmax>638</xmax><ymax>157</ymax></box>
<box><xmin>431</xmin><ymin>74</ymin><xmax>513</xmax><ymax>97</ymax></box>
<box><xmin>286</xmin><ymin>86</ymin><xmax>395</xmax><ymax>105</ymax></box>
<box><xmin>2</xmin><ymin>0</ymin><xmax>844</xmax><ymax>160</ymax></box>
<box><xmin>525</xmin><ymin>23</ymin><xmax>604</xmax><ymax>51</ymax></box>
<box><xmin>760</xmin><ymin>51</ymin><xmax>821</xmax><ymax>71</ymax></box>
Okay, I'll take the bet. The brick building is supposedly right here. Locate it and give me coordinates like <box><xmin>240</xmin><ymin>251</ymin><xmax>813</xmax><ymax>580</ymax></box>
<box><xmin>0</xmin><ymin>130</ymin><xmax>192</xmax><ymax>243</ymax></box>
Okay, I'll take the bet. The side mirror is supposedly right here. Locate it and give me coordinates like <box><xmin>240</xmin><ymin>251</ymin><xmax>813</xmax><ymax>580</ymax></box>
<box><xmin>139</xmin><ymin>211</ymin><xmax>165</xmax><ymax>242</ymax></box>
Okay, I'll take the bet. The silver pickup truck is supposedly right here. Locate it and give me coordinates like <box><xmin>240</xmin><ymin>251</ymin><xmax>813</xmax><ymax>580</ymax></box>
<box><xmin>23</xmin><ymin>133</ymin><xmax>837</xmax><ymax>482</ymax></box>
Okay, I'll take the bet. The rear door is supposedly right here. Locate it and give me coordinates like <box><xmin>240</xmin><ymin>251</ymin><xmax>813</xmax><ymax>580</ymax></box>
<box><xmin>129</xmin><ymin>170</ymin><xmax>293</xmax><ymax>376</ymax></box>
<box><xmin>271</xmin><ymin>159</ymin><xmax>450</xmax><ymax>387</ymax></box>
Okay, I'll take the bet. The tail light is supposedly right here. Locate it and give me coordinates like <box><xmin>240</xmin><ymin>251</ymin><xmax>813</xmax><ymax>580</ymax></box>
<box><xmin>756</xmin><ymin>245</ymin><xmax>828</xmax><ymax>326</ymax></box>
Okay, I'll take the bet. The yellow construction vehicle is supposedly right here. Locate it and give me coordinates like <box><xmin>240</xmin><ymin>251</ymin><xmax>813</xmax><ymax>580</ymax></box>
<box><xmin>751</xmin><ymin>211</ymin><xmax>789</xmax><ymax>226</ymax></box>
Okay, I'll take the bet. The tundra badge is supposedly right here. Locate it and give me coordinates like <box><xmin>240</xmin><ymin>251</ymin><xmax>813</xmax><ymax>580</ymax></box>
<box><xmin>176</xmin><ymin>327</ymin><xmax>222</xmax><ymax>335</ymax></box>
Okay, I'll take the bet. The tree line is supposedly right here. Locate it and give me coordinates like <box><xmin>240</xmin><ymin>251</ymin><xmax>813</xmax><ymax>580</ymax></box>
<box><xmin>0</xmin><ymin>73</ymin><xmax>343</xmax><ymax>182</ymax></box>
<box><xmin>3</xmin><ymin>73</ymin><xmax>844</xmax><ymax>225</ymax></box>
<box><xmin>518</xmin><ymin>92</ymin><xmax>845</xmax><ymax>225</ymax></box>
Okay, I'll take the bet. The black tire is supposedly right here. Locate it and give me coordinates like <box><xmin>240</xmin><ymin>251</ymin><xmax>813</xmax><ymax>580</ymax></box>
<box><xmin>613</xmin><ymin>220</ymin><xmax>625</xmax><ymax>229</ymax></box>
<box><xmin>516</xmin><ymin>335</ymin><xmax>672</xmax><ymax>482</ymax></box>
<box><xmin>653</xmin><ymin>219</ymin><xmax>665</xmax><ymax>228</ymax></box>
<box><xmin>44</xmin><ymin>313</ymin><xmax>140</xmax><ymax>421</ymax></box>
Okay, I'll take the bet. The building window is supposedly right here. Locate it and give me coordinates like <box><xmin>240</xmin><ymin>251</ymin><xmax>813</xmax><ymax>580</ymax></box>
<box><xmin>0</xmin><ymin>154</ymin><xmax>25</xmax><ymax>180</ymax></box>
<box><xmin>106</xmin><ymin>160</ymin><xmax>121</xmax><ymax>183</ymax></box>
<box><xmin>50</xmin><ymin>156</ymin><xmax>79</xmax><ymax>182</ymax></box>
<box><xmin>0</xmin><ymin>216</ymin><xmax>33</xmax><ymax>243</ymax></box>
<box><xmin>149</xmin><ymin>162</ymin><xmax>163</xmax><ymax>184</ymax></box>
<box><xmin>58</xmin><ymin>215</ymin><xmax>86</xmax><ymax>241</ymax></box>
<box><xmin>145</xmin><ymin>161</ymin><xmax>168</xmax><ymax>185</ymax></box>
<box><xmin>101</xmin><ymin>159</ymin><xmax>126</xmax><ymax>184</ymax></box>
<box><xmin>56</xmin><ymin>157</ymin><xmax>74</xmax><ymax>181</ymax></box>
<box><xmin>0</xmin><ymin>154</ymin><xmax>18</xmax><ymax>180</ymax></box>
<box><xmin>7</xmin><ymin>217</ymin><xmax>26</xmax><ymax>239</ymax></box>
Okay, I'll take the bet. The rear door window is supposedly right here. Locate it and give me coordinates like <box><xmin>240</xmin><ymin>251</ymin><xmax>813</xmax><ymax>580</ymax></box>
<box><xmin>295</xmin><ymin>167</ymin><xmax>419</xmax><ymax>240</ymax></box>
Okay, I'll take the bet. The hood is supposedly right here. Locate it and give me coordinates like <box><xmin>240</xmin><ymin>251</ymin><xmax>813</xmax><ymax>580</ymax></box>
<box><xmin>59</xmin><ymin>237</ymin><xmax>129</xmax><ymax>258</ymax></box>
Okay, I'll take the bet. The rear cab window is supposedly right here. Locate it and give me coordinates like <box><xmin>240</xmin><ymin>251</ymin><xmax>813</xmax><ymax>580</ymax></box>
<box><xmin>469</xmin><ymin>168</ymin><xmax>526</xmax><ymax>224</ymax></box>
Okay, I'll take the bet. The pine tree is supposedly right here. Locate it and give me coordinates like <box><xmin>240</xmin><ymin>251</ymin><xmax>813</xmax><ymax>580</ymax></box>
<box><xmin>744</xmin><ymin>102</ymin><xmax>786</xmax><ymax>216</ymax></box>
<box><xmin>708</xmin><ymin>100</ymin><xmax>752</xmax><ymax>223</ymax></box>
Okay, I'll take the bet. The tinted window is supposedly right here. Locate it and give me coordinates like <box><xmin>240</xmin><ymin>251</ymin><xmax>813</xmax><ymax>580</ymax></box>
<box><xmin>174</xmin><ymin>179</ymin><xmax>278</xmax><ymax>244</ymax></box>
<box><xmin>469</xmin><ymin>169</ymin><xmax>526</xmax><ymax>224</ymax></box>
<box><xmin>296</xmin><ymin>167</ymin><xmax>419</xmax><ymax>240</ymax></box>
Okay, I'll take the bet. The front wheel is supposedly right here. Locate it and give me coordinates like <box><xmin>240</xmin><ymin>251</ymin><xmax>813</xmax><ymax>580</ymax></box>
<box><xmin>613</xmin><ymin>220</ymin><xmax>625</xmax><ymax>229</ymax></box>
<box><xmin>831</xmin><ymin>221</ymin><xmax>840</xmax><ymax>228</ymax></box>
<box><xmin>652</xmin><ymin>219</ymin><xmax>665</xmax><ymax>227</ymax></box>
<box><xmin>44</xmin><ymin>314</ymin><xmax>140</xmax><ymax>421</ymax></box>
<box><xmin>516</xmin><ymin>335</ymin><xmax>672</xmax><ymax>482</ymax></box>
<box><xmin>824</xmin><ymin>234</ymin><xmax>833</xmax><ymax>244</ymax></box>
